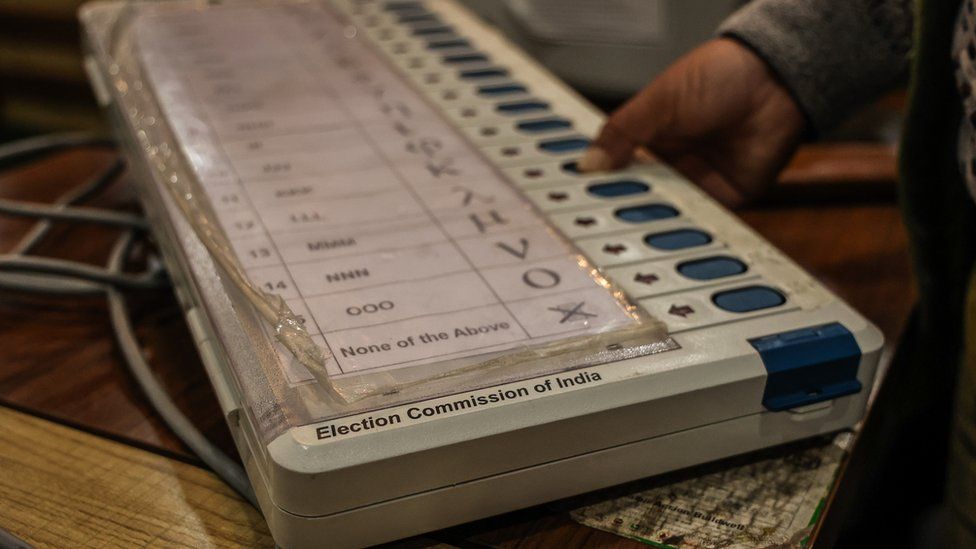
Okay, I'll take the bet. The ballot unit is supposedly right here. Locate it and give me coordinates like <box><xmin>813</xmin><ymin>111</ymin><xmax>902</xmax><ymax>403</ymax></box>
<box><xmin>80</xmin><ymin>1</ymin><xmax>884</xmax><ymax>547</ymax></box>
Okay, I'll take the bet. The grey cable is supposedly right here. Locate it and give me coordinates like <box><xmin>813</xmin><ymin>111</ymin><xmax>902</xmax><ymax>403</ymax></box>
<box><xmin>0</xmin><ymin>272</ymin><xmax>106</xmax><ymax>296</ymax></box>
<box><xmin>0</xmin><ymin>197</ymin><xmax>147</xmax><ymax>230</ymax></box>
<box><xmin>13</xmin><ymin>158</ymin><xmax>125</xmax><ymax>255</ymax></box>
<box><xmin>0</xmin><ymin>132</ymin><xmax>113</xmax><ymax>168</ymax></box>
<box><xmin>105</xmin><ymin>232</ymin><xmax>259</xmax><ymax>508</ymax></box>
<box><xmin>0</xmin><ymin>132</ymin><xmax>258</xmax><ymax>511</ymax></box>
<box><xmin>0</xmin><ymin>255</ymin><xmax>166</xmax><ymax>290</ymax></box>
<box><xmin>0</xmin><ymin>157</ymin><xmax>160</xmax><ymax>294</ymax></box>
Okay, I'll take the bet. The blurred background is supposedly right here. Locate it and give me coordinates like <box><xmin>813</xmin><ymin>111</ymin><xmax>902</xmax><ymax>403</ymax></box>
<box><xmin>0</xmin><ymin>1</ymin><xmax>105</xmax><ymax>141</ymax></box>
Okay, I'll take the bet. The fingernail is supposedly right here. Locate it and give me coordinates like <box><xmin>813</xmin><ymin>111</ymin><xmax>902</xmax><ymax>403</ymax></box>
<box><xmin>634</xmin><ymin>146</ymin><xmax>657</xmax><ymax>164</ymax></box>
<box><xmin>577</xmin><ymin>146</ymin><xmax>613</xmax><ymax>172</ymax></box>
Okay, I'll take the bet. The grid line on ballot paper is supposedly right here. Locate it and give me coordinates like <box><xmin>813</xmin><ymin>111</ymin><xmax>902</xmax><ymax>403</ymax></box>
<box><xmin>134</xmin><ymin>2</ymin><xmax>642</xmax><ymax>379</ymax></box>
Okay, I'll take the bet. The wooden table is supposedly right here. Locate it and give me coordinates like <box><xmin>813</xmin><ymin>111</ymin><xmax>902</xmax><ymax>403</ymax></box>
<box><xmin>0</xmin><ymin>145</ymin><xmax>915</xmax><ymax>547</ymax></box>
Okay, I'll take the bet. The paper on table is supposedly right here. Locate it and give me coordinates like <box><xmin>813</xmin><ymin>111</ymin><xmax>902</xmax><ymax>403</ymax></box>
<box><xmin>569</xmin><ymin>432</ymin><xmax>852</xmax><ymax>548</ymax></box>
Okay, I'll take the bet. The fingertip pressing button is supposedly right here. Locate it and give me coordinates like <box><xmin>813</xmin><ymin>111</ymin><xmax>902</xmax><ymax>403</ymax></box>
<box><xmin>562</xmin><ymin>161</ymin><xmax>580</xmax><ymax>173</ymax></box>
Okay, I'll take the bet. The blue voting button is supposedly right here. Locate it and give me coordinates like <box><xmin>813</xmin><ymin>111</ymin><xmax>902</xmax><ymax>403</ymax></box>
<box><xmin>516</xmin><ymin>117</ymin><xmax>573</xmax><ymax>133</ymax></box>
<box><xmin>712</xmin><ymin>285</ymin><xmax>786</xmax><ymax>313</ymax></box>
<box><xmin>443</xmin><ymin>53</ymin><xmax>489</xmax><ymax>64</ymax></box>
<box><xmin>459</xmin><ymin>67</ymin><xmax>508</xmax><ymax>79</ymax></box>
<box><xmin>538</xmin><ymin>137</ymin><xmax>590</xmax><ymax>153</ymax></box>
<box><xmin>677</xmin><ymin>256</ymin><xmax>748</xmax><ymax>281</ymax></box>
<box><xmin>644</xmin><ymin>228</ymin><xmax>712</xmax><ymax>250</ymax></box>
<box><xmin>496</xmin><ymin>100</ymin><xmax>549</xmax><ymax>114</ymax></box>
<box><xmin>428</xmin><ymin>38</ymin><xmax>472</xmax><ymax>50</ymax></box>
<box><xmin>413</xmin><ymin>26</ymin><xmax>453</xmax><ymax>36</ymax></box>
<box><xmin>587</xmin><ymin>179</ymin><xmax>650</xmax><ymax>198</ymax></box>
<box><xmin>614</xmin><ymin>203</ymin><xmax>679</xmax><ymax>223</ymax></box>
<box><xmin>477</xmin><ymin>84</ymin><xmax>527</xmax><ymax>97</ymax></box>
<box><xmin>399</xmin><ymin>13</ymin><xmax>440</xmax><ymax>24</ymax></box>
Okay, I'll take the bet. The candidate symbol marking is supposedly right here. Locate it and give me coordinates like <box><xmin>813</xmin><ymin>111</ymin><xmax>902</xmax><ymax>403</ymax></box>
<box><xmin>496</xmin><ymin>238</ymin><xmax>529</xmax><ymax>259</ymax></box>
<box><xmin>548</xmin><ymin>301</ymin><xmax>597</xmax><ymax>324</ymax></box>
<box><xmin>523</xmin><ymin>268</ymin><xmax>561</xmax><ymax>289</ymax></box>
<box><xmin>469</xmin><ymin>209</ymin><xmax>508</xmax><ymax>233</ymax></box>
<box><xmin>454</xmin><ymin>187</ymin><xmax>495</xmax><ymax>207</ymax></box>
<box><xmin>426</xmin><ymin>157</ymin><xmax>459</xmax><ymax>177</ymax></box>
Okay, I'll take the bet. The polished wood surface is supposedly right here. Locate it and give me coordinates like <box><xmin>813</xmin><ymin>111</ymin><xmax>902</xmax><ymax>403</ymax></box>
<box><xmin>781</xmin><ymin>143</ymin><xmax>898</xmax><ymax>186</ymax></box>
<box><xmin>0</xmin><ymin>145</ymin><xmax>915</xmax><ymax>547</ymax></box>
<box><xmin>0</xmin><ymin>407</ymin><xmax>270</xmax><ymax>548</ymax></box>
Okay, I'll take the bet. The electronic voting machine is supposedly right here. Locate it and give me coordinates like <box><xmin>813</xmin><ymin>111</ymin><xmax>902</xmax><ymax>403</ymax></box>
<box><xmin>80</xmin><ymin>1</ymin><xmax>883</xmax><ymax>546</ymax></box>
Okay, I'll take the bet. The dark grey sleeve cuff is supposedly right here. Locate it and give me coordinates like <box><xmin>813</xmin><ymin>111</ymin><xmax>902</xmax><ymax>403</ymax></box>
<box><xmin>718</xmin><ymin>0</ymin><xmax>913</xmax><ymax>134</ymax></box>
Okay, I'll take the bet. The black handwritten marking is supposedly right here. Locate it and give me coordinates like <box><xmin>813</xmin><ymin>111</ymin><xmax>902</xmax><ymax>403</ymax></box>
<box><xmin>547</xmin><ymin>302</ymin><xmax>596</xmax><ymax>323</ymax></box>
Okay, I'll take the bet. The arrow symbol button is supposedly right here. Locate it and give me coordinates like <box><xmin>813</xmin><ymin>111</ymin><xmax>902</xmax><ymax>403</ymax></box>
<box><xmin>634</xmin><ymin>272</ymin><xmax>659</xmax><ymax>285</ymax></box>
<box><xmin>668</xmin><ymin>304</ymin><xmax>695</xmax><ymax>318</ymax></box>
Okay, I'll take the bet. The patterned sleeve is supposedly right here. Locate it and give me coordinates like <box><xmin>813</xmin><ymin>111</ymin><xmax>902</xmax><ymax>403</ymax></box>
<box><xmin>718</xmin><ymin>0</ymin><xmax>914</xmax><ymax>134</ymax></box>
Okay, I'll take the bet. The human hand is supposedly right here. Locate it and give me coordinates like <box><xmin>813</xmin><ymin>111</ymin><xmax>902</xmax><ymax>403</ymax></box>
<box><xmin>577</xmin><ymin>38</ymin><xmax>807</xmax><ymax>208</ymax></box>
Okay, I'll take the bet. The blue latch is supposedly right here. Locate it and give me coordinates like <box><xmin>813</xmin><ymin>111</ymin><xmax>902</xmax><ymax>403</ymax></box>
<box><xmin>749</xmin><ymin>322</ymin><xmax>863</xmax><ymax>411</ymax></box>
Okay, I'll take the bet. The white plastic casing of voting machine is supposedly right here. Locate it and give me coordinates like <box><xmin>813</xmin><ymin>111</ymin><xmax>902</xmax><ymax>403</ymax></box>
<box><xmin>80</xmin><ymin>1</ymin><xmax>884</xmax><ymax>547</ymax></box>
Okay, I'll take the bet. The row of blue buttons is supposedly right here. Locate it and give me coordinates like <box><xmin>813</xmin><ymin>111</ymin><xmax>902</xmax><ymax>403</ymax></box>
<box><xmin>383</xmin><ymin>2</ymin><xmax>787</xmax><ymax>316</ymax></box>
<box><xmin>577</xmin><ymin>172</ymin><xmax>786</xmax><ymax>314</ymax></box>
<box><xmin>660</xmin><ymin>255</ymin><xmax>786</xmax><ymax>313</ymax></box>
<box><xmin>576</xmin><ymin>182</ymin><xmax>783</xmax><ymax>312</ymax></box>
<box><xmin>383</xmin><ymin>3</ymin><xmax>598</xmax><ymax>156</ymax></box>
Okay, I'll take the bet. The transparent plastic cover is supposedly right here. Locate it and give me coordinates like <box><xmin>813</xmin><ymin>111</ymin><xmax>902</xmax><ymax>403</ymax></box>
<box><xmin>83</xmin><ymin>0</ymin><xmax>674</xmax><ymax>432</ymax></box>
